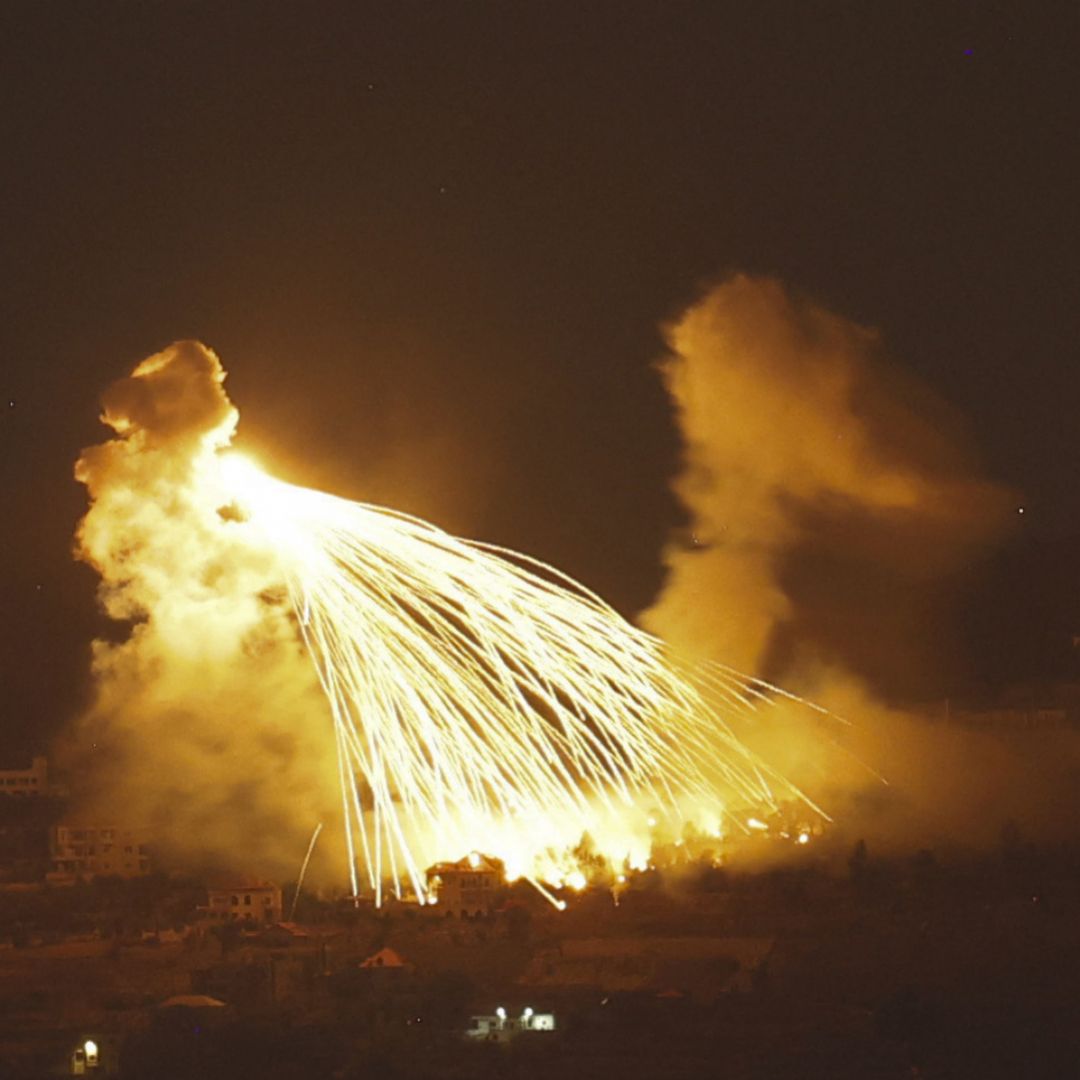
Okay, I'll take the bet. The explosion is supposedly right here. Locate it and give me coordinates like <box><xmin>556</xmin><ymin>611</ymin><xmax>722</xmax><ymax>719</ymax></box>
<box><xmin>74</xmin><ymin>341</ymin><xmax>830</xmax><ymax>903</ymax></box>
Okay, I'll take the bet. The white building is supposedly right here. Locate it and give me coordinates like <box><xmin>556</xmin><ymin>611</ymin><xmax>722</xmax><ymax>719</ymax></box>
<box><xmin>205</xmin><ymin>880</ymin><xmax>282</xmax><ymax>925</ymax></box>
<box><xmin>0</xmin><ymin>756</ymin><xmax>48</xmax><ymax>797</ymax></box>
<box><xmin>426</xmin><ymin>852</ymin><xmax>503</xmax><ymax>916</ymax></box>
<box><xmin>48</xmin><ymin>825</ymin><xmax>151</xmax><ymax>882</ymax></box>
<box><xmin>466</xmin><ymin>1006</ymin><xmax>555</xmax><ymax>1042</ymax></box>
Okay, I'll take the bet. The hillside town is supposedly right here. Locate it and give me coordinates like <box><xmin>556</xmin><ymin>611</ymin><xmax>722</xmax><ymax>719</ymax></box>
<box><xmin>3</xmin><ymin>737</ymin><xmax>1080</xmax><ymax>1079</ymax></box>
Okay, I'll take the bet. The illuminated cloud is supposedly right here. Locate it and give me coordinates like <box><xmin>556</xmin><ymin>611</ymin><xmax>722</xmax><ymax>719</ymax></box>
<box><xmin>646</xmin><ymin>275</ymin><xmax>1010</xmax><ymax>697</ymax></box>
<box><xmin>66</xmin><ymin>342</ymin><xmax>341</xmax><ymax>879</ymax></box>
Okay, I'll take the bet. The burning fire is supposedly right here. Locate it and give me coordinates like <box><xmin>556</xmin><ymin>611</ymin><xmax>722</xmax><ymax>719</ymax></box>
<box><xmin>76</xmin><ymin>342</ymin><xmax>830</xmax><ymax>905</ymax></box>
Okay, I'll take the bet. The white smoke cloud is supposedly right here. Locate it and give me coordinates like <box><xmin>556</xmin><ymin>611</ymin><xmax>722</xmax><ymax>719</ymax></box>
<box><xmin>64</xmin><ymin>342</ymin><xmax>341</xmax><ymax>879</ymax></box>
<box><xmin>643</xmin><ymin>276</ymin><xmax>1052</xmax><ymax>850</ymax></box>
<box><xmin>645</xmin><ymin>274</ymin><xmax>1009</xmax><ymax>693</ymax></box>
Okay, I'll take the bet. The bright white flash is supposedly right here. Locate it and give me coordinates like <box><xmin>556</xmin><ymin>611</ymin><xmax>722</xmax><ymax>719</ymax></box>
<box><xmin>214</xmin><ymin>454</ymin><xmax>825</xmax><ymax>903</ymax></box>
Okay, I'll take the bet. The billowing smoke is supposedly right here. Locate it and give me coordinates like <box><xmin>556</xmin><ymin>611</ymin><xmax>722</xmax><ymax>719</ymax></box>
<box><xmin>646</xmin><ymin>275</ymin><xmax>1009</xmax><ymax>692</ymax></box>
<box><xmin>643</xmin><ymin>276</ymin><xmax>1068</xmax><ymax>850</ymax></box>
<box><xmin>64</xmin><ymin>342</ymin><xmax>341</xmax><ymax>879</ymax></box>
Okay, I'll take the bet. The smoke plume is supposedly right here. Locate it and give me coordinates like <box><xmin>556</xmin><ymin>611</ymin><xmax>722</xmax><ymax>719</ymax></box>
<box><xmin>644</xmin><ymin>276</ymin><xmax>1054</xmax><ymax>849</ymax></box>
<box><xmin>646</xmin><ymin>275</ymin><xmax>1009</xmax><ymax>696</ymax></box>
<box><xmin>65</xmin><ymin>342</ymin><xmax>341</xmax><ymax>879</ymax></box>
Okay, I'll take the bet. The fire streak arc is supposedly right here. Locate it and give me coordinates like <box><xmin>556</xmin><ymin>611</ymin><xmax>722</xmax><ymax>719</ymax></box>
<box><xmin>218</xmin><ymin>453</ymin><xmax>826</xmax><ymax>904</ymax></box>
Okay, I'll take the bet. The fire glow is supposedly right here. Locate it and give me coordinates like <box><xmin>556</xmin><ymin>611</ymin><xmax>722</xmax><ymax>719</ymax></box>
<box><xmin>77</xmin><ymin>342</ymin><xmax>830</xmax><ymax>905</ymax></box>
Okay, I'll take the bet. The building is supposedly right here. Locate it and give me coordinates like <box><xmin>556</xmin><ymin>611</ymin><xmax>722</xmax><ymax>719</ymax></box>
<box><xmin>360</xmin><ymin>946</ymin><xmax>412</xmax><ymax>971</ymax></box>
<box><xmin>0</xmin><ymin>756</ymin><xmax>48</xmax><ymax>797</ymax></box>
<box><xmin>425</xmin><ymin>852</ymin><xmax>503</xmax><ymax>916</ymax></box>
<box><xmin>47</xmin><ymin>825</ymin><xmax>151</xmax><ymax>882</ymax></box>
<box><xmin>465</xmin><ymin>1006</ymin><xmax>556</xmax><ymax>1042</ymax></box>
<box><xmin>205</xmin><ymin>880</ymin><xmax>282</xmax><ymax>925</ymax></box>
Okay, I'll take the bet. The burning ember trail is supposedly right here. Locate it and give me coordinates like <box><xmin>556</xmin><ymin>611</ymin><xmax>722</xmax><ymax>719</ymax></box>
<box><xmin>76</xmin><ymin>342</ymin><xmax>828</xmax><ymax>905</ymax></box>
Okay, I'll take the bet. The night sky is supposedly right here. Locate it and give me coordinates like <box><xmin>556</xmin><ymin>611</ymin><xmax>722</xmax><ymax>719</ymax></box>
<box><xmin>2</xmin><ymin>3</ymin><xmax>1077</xmax><ymax>758</ymax></box>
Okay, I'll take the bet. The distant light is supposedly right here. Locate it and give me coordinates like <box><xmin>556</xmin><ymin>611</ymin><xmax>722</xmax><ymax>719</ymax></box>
<box><xmin>647</xmin><ymin>817</ymin><xmax>657</xmax><ymax>828</ymax></box>
<box><xmin>522</xmin><ymin>1007</ymin><xmax>534</xmax><ymax>1019</ymax></box>
<box><xmin>1018</xmin><ymin>507</ymin><xmax>1025</xmax><ymax>514</ymax></box>
<box><xmin>84</xmin><ymin>1040</ymin><xmax>99</xmax><ymax>1065</ymax></box>
<box><xmin>747</xmin><ymin>817</ymin><xmax>768</xmax><ymax>831</ymax></box>
<box><xmin>797</xmin><ymin>831</ymin><xmax>810</xmax><ymax>845</ymax></box>
<box><xmin>496</xmin><ymin>1006</ymin><xmax>507</xmax><ymax>1020</ymax></box>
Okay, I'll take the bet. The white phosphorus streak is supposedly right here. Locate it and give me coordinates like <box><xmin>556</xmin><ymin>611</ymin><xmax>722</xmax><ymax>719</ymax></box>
<box><xmin>223</xmin><ymin>460</ymin><xmax>826</xmax><ymax>903</ymax></box>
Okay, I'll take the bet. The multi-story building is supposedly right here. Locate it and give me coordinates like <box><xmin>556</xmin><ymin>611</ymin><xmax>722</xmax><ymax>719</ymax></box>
<box><xmin>425</xmin><ymin>852</ymin><xmax>503</xmax><ymax>916</ymax></box>
<box><xmin>47</xmin><ymin>825</ymin><xmax>151</xmax><ymax>882</ymax></box>
<box><xmin>0</xmin><ymin>756</ymin><xmax>48</xmax><ymax>797</ymax></box>
<box><xmin>205</xmin><ymin>880</ymin><xmax>282</xmax><ymax>925</ymax></box>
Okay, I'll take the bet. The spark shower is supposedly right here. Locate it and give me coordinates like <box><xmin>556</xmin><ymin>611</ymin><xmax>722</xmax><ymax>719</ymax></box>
<box><xmin>76</xmin><ymin>342</ymin><xmax>826</xmax><ymax>903</ymax></box>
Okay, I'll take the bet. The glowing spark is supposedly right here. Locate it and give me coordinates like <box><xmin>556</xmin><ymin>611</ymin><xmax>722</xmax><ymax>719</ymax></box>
<box><xmin>214</xmin><ymin>453</ymin><xmax>826</xmax><ymax>902</ymax></box>
<box><xmin>566</xmin><ymin>869</ymin><xmax>587</xmax><ymax>891</ymax></box>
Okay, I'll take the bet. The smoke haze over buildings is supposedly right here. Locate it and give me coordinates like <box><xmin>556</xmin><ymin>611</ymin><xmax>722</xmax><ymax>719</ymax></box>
<box><xmin>65</xmin><ymin>342</ymin><xmax>340</xmax><ymax>879</ymax></box>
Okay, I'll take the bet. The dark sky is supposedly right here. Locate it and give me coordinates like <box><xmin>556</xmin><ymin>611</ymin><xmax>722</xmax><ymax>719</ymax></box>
<box><xmin>2</xmin><ymin>2</ymin><xmax>1077</xmax><ymax>757</ymax></box>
